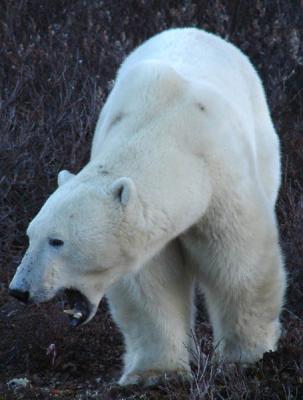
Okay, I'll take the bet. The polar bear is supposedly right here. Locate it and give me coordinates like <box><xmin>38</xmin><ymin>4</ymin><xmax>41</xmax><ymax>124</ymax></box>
<box><xmin>9</xmin><ymin>28</ymin><xmax>286</xmax><ymax>386</ymax></box>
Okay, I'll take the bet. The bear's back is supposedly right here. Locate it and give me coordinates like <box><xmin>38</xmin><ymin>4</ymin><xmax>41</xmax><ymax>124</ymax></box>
<box><xmin>94</xmin><ymin>28</ymin><xmax>280</xmax><ymax>207</ymax></box>
<box><xmin>118</xmin><ymin>28</ymin><xmax>280</xmax><ymax>206</ymax></box>
<box><xmin>119</xmin><ymin>28</ymin><xmax>251</xmax><ymax>112</ymax></box>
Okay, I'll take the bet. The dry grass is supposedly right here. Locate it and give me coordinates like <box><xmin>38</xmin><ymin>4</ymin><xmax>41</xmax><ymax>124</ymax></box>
<box><xmin>0</xmin><ymin>1</ymin><xmax>302</xmax><ymax>399</ymax></box>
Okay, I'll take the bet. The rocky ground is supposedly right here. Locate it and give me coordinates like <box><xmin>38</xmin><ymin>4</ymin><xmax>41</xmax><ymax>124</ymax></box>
<box><xmin>0</xmin><ymin>1</ymin><xmax>302</xmax><ymax>399</ymax></box>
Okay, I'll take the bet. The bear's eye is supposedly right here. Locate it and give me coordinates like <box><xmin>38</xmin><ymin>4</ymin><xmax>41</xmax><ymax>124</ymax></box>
<box><xmin>49</xmin><ymin>238</ymin><xmax>64</xmax><ymax>247</ymax></box>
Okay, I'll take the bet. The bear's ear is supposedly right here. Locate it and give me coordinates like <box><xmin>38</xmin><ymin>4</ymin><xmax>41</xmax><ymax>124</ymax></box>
<box><xmin>57</xmin><ymin>170</ymin><xmax>75</xmax><ymax>187</ymax></box>
<box><xmin>109</xmin><ymin>177</ymin><xmax>136</xmax><ymax>207</ymax></box>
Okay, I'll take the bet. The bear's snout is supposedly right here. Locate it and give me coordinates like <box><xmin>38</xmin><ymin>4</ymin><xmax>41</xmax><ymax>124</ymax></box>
<box><xmin>9</xmin><ymin>288</ymin><xmax>29</xmax><ymax>304</ymax></box>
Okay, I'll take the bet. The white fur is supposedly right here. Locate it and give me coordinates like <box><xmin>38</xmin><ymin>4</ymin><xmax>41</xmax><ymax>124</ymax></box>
<box><xmin>10</xmin><ymin>28</ymin><xmax>286</xmax><ymax>385</ymax></box>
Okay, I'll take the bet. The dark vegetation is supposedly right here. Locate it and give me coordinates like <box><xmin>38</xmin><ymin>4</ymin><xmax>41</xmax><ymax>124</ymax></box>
<box><xmin>0</xmin><ymin>1</ymin><xmax>302</xmax><ymax>398</ymax></box>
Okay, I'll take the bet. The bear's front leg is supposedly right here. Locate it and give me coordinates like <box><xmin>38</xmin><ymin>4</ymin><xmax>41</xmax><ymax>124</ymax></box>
<box><xmin>106</xmin><ymin>242</ymin><xmax>195</xmax><ymax>386</ymax></box>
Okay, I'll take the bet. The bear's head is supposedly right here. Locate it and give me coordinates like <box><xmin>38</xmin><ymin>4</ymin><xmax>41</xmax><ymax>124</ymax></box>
<box><xmin>9</xmin><ymin>169</ymin><xmax>147</xmax><ymax>326</ymax></box>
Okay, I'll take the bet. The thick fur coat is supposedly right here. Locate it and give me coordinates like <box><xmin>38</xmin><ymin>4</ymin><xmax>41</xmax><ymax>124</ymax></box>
<box><xmin>10</xmin><ymin>28</ymin><xmax>286</xmax><ymax>385</ymax></box>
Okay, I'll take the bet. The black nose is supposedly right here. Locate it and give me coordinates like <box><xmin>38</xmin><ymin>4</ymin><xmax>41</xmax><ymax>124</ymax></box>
<box><xmin>9</xmin><ymin>289</ymin><xmax>29</xmax><ymax>304</ymax></box>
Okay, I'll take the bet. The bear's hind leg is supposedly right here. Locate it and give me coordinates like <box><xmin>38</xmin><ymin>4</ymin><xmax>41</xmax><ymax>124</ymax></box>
<box><xmin>106</xmin><ymin>241</ymin><xmax>195</xmax><ymax>386</ymax></box>
<box><xmin>202</xmin><ymin>241</ymin><xmax>286</xmax><ymax>363</ymax></box>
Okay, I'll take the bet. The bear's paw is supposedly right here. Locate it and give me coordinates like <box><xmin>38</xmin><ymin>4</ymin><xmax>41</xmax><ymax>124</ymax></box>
<box><xmin>118</xmin><ymin>368</ymin><xmax>191</xmax><ymax>387</ymax></box>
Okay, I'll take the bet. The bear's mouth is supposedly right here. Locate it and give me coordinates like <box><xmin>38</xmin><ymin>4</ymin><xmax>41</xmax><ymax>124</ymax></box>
<box><xmin>62</xmin><ymin>289</ymin><xmax>91</xmax><ymax>327</ymax></box>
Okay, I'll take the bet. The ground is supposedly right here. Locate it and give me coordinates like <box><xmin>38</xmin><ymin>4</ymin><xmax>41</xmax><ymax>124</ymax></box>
<box><xmin>0</xmin><ymin>1</ymin><xmax>302</xmax><ymax>399</ymax></box>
